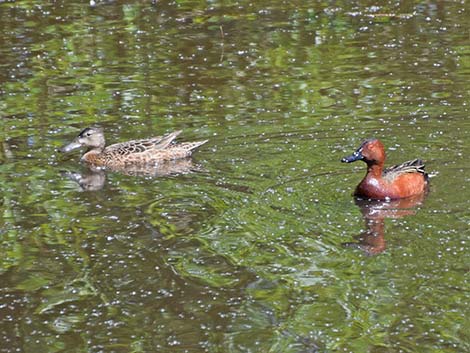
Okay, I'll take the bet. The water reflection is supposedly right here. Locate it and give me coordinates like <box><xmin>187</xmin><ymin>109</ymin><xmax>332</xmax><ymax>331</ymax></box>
<box><xmin>61</xmin><ymin>158</ymin><xmax>199</xmax><ymax>191</ymax></box>
<box><xmin>343</xmin><ymin>193</ymin><xmax>427</xmax><ymax>255</ymax></box>
<box><xmin>61</xmin><ymin>169</ymin><xmax>106</xmax><ymax>191</ymax></box>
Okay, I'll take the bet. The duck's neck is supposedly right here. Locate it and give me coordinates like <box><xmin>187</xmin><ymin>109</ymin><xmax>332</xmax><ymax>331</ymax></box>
<box><xmin>87</xmin><ymin>146</ymin><xmax>105</xmax><ymax>153</ymax></box>
<box><xmin>366</xmin><ymin>163</ymin><xmax>383</xmax><ymax>178</ymax></box>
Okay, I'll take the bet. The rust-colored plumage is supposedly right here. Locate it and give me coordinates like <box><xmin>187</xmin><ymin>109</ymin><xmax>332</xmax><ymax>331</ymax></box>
<box><xmin>60</xmin><ymin>127</ymin><xmax>208</xmax><ymax>169</ymax></box>
<box><xmin>342</xmin><ymin>139</ymin><xmax>428</xmax><ymax>200</ymax></box>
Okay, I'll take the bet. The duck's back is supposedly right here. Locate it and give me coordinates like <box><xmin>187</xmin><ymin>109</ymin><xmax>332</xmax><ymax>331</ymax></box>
<box><xmin>104</xmin><ymin>131</ymin><xmax>182</xmax><ymax>155</ymax></box>
<box><xmin>383</xmin><ymin>159</ymin><xmax>426</xmax><ymax>181</ymax></box>
<box><xmin>93</xmin><ymin>131</ymin><xmax>207</xmax><ymax>167</ymax></box>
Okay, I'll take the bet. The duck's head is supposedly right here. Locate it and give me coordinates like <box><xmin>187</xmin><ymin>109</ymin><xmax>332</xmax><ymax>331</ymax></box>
<box><xmin>60</xmin><ymin>126</ymin><xmax>106</xmax><ymax>153</ymax></box>
<box><xmin>341</xmin><ymin>138</ymin><xmax>385</xmax><ymax>166</ymax></box>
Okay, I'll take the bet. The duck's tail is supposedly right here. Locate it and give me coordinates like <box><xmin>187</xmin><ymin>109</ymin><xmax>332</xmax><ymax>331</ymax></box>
<box><xmin>178</xmin><ymin>140</ymin><xmax>209</xmax><ymax>153</ymax></box>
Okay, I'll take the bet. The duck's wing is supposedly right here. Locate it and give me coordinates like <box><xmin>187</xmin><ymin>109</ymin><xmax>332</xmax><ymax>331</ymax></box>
<box><xmin>104</xmin><ymin>131</ymin><xmax>182</xmax><ymax>156</ymax></box>
<box><xmin>383</xmin><ymin>159</ymin><xmax>426</xmax><ymax>181</ymax></box>
<box><xmin>158</xmin><ymin>139</ymin><xmax>209</xmax><ymax>160</ymax></box>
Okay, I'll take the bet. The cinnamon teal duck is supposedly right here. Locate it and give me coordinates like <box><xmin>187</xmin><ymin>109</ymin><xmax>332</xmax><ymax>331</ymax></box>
<box><xmin>341</xmin><ymin>139</ymin><xmax>428</xmax><ymax>200</ymax></box>
<box><xmin>60</xmin><ymin>127</ymin><xmax>208</xmax><ymax>169</ymax></box>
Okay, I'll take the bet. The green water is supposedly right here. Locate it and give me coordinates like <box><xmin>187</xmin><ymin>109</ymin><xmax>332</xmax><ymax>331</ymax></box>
<box><xmin>1</xmin><ymin>1</ymin><xmax>469</xmax><ymax>352</ymax></box>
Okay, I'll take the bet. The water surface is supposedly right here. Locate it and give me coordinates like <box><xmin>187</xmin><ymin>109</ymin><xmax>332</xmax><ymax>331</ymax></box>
<box><xmin>0</xmin><ymin>1</ymin><xmax>469</xmax><ymax>352</ymax></box>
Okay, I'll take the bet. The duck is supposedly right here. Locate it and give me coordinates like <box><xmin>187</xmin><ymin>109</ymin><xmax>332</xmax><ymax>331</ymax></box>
<box><xmin>341</xmin><ymin>138</ymin><xmax>428</xmax><ymax>200</ymax></box>
<box><xmin>59</xmin><ymin>126</ymin><xmax>208</xmax><ymax>169</ymax></box>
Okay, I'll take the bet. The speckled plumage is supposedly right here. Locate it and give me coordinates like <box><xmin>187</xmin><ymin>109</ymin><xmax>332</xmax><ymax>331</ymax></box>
<box><xmin>60</xmin><ymin>127</ymin><xmax>208</xmax><ymax>168</ymax></box>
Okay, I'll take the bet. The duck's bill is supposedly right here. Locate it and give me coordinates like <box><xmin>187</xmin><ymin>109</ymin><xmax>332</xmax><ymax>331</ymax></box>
<box><xmin>59</xmin><ymin>140</ymin><xmax>82</xmax><ymax>153</ymax></box>
<box><xmin>341</xmin><ymin>151</ymin><xmax>363</xmax><ymax>163</ymax></box>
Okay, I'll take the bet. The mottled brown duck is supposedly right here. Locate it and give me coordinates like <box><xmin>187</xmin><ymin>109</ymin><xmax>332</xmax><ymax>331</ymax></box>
<box><xmin>60</xmin><ymin>126</ymin><xmax>208</xmax><ymax>168</ymax></box>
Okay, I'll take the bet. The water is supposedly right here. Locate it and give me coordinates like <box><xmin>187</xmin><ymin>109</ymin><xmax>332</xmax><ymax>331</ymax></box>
<box><xmin>0</xmin><ymin>1</ymin><xmax>469</xmax><ymax>352</ymax></box>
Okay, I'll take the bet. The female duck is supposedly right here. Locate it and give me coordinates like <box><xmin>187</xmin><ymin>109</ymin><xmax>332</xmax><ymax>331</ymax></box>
<box><xmin>341</xmin><ymin>139</ymin><xmax>428</xmax><ymax>200</ymax></box>
<box><xmin>60</xmin><ymin>127</ymin><xmax>207</xmax><ymax>168</ymax></box>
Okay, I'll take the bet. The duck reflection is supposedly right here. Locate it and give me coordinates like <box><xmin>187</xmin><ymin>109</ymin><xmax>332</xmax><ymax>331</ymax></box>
<box><xmin>61</xmin><ymin>158</ymin><xmax>198</xmax><ymax>191</ymax></box>
<box><xmin>61</xmin><ymin>169</ymin><xmax>107</xmax><ymax>191</ymax></box>
<box><xmin>343</xmin><ymin>193</ymin><xmax>426</xmax><ymax>255</ymax></box>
